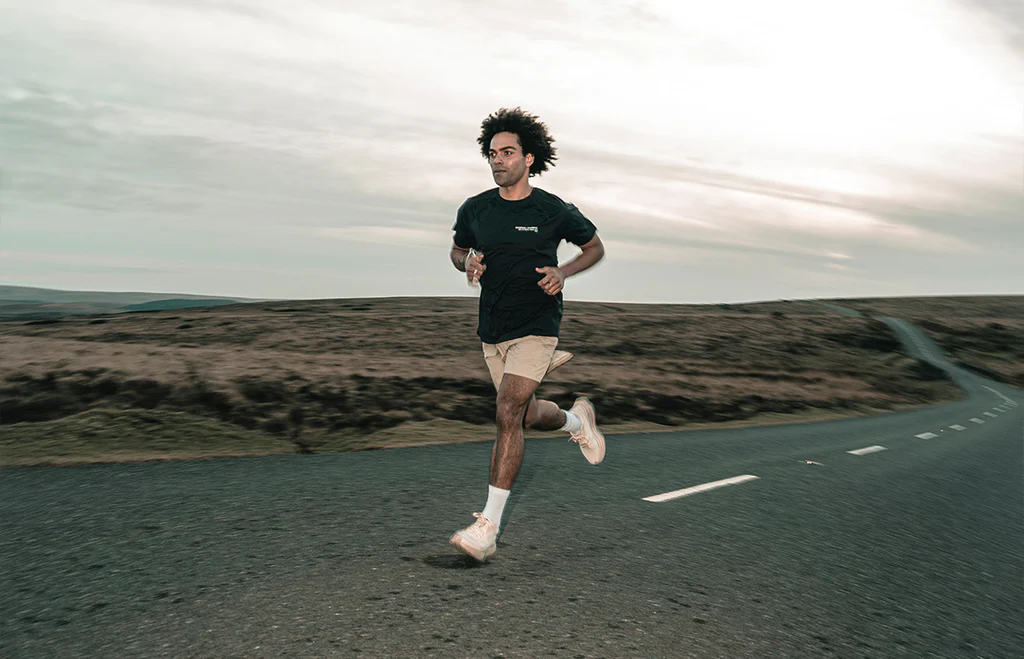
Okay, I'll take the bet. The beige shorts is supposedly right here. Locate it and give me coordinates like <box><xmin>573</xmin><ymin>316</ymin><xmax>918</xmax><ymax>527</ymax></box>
<box><xmin>482</xmin><ymin>335</ymin><xmax>559</xmax><ymax>390</ymax></box>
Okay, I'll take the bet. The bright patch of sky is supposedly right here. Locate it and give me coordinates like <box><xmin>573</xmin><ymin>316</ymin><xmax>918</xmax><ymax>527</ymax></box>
<box><xmin>1</xmin><ymin>0</ymin><xmax>1021</xmax><ymax>302</ymax></box>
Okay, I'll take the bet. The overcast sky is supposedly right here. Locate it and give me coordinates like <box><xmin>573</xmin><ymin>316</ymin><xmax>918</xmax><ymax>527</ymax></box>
<box><xmin>1</xmin><ymin>0</ymin><xmax>1021</xmax><ymax>303</ymax></box>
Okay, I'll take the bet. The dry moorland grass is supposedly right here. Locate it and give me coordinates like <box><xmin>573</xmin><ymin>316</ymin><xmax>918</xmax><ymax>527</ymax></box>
<box><xmin>0</xmin><ymin>296</ymin><xmax>976</xmax><ymax>464</ymax></box>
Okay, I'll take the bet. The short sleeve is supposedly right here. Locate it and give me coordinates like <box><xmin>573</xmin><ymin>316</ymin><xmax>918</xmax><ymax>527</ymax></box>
<box><xmin>559</xmin><ymin>203</ymin><xmax>597</xmax><ymax>246</ymax></box>
<box><xmin>452</xmin><ymin>200</ymin><xmax>477</xmax><ymax>249</ymax></box>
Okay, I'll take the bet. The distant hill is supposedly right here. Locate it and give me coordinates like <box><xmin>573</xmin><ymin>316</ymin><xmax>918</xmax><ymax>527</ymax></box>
<box><xmin>0</xmin><ymin>285</ymin><xmax>269</xmax><ymax>320</ymax></box>
<box><xmin>0</xmin><ymin>285</ymin><xmax>265</xmax><ymax>306</ymax></box>
<box><xmin>119</xmin><ymin>298</ymin><xmax>247</xmax><ymax>312</ymax></box>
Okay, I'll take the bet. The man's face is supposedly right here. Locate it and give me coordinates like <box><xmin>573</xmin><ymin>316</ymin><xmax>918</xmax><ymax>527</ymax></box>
<box><xmin>488</xmin><ymin>132</ymin><xmax>533</xmax><ymax>187</ymax></box>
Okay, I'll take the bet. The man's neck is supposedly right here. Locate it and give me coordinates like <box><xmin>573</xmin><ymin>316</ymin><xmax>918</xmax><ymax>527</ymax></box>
<box><xmin>499</xmin><ymin>179</ymin><xmax>533</xmax><ymax>201</ymax></box>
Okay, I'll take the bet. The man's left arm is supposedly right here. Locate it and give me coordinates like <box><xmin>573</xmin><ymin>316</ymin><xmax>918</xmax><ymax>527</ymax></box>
<box><xmin>536</xmin><ymin>234</ymin><xmax>605</xmax><ymax>296</ymax></box>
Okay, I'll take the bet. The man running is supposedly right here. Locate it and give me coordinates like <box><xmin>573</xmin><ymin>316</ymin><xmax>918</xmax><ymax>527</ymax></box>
<box><xmin>448</xmin><ymin>107</ymin><xmax>607</xmax><ymax>561</ymax></box>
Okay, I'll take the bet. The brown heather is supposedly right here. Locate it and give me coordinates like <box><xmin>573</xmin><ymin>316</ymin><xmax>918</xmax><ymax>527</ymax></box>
<box><xmin>2</xmin><ymin>295</ymin><xmax>1016</xmax><ymax>465</ymax></box>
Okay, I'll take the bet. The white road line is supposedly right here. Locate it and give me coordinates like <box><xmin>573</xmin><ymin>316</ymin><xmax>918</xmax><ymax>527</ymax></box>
<box><xmin>971</xmin><ymin>418</ymin><xmax>985</xmax><ymax>424</ymax></box>
<box><xmin>949</xmin><ymin>425</ymin><xmax>967</xmax><ymax>431</ymax></box>
<box><xmin>984</xmin><ymin>412</ymin><xmax>998</xmax><ymax>418</ymax></box>
<box><xmin>915</xmin><ymin>432</ymin><xmax>938</xmax><ymax>439</ymax></box>
<box><xmin>983</xmin><ymin>386</ymin><xmax>1015</xmax><ymax>405</ymax></box>
<box><xmin>643</xmin><ymin>475</ymin><xmax>759</xmax><ymax>503</ymax></box>
<box><xmin>848</xmin><ymin>445</ymin><xmax>887</xmax><ymax>455</ymax></box>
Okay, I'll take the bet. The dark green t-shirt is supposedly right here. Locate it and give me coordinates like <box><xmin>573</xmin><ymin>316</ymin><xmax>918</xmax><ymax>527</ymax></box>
<box><xmin>452</xmin><ymin>187</ymin><xmax>597</xmax><ymax>344</ymax></box>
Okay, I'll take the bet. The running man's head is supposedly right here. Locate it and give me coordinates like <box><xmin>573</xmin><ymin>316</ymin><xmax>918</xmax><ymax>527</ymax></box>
<box><xmin>478</xmin><ymin>107</ymin><xmax>558</xmax><ymax>188</ymax></box>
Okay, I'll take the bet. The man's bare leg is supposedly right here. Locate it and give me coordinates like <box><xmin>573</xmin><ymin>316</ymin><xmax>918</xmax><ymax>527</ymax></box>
<box><xmin>524</xmin><ymin>394</ymin><xmax>606</xmax><ymax>465</ymax></box>
<box><xmin>523</xmin><ymin>395</ymin><xmax>567</xmax><ymax>431</ymax></box>
<box><xmin>490</xmin><ymin>373</ymin><xmax>541</xmax><ymax>490</ymax></box>
<box><xmin>450</xmin><ymin>373</ymin><xmax>540</xmax><ymax>560</ymax></box>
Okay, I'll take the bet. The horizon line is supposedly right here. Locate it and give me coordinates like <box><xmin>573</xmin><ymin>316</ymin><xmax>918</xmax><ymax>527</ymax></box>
<box><xmin>1</xmin><ymin>283</ymin><xmax>1021</xmax><ymax>307</ymax></box>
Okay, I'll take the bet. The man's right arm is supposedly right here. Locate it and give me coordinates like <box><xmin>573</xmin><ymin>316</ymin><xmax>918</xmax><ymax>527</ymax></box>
<box><xmin>452</xmin><ymin>201</ymin><xmax>485</xmax><ymax>282</ymax></box>
<box><xmin>450</xmin><ymin>243</ymin><xmax>471</xmax><ymax>272</ymax></box>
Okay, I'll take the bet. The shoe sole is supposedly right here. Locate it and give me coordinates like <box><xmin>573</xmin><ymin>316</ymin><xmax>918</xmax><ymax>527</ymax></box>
<box><xmin>449</xmin><ymin>533</ymin><xmax>496</xmax><ymax>561</ymax></box>
<box><xmin>574</xmin><ymin>397</ymin><xmax>605</xmax><ymax>465</ymax></box>
<box><xmin>545</xmin><ymin>350</ymin><xmax>574</xmax><ymax>376</ymax></box>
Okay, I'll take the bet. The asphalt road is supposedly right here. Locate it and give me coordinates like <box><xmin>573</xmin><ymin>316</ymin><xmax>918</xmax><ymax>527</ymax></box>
<box><xmin>2</xmin><ymin>319</ymin><xmax>1022</xmax><ymax>658</ymax></box>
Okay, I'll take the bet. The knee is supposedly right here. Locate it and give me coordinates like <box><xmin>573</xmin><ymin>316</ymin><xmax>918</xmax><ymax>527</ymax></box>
<box><xmin>496</xmin><ymin>397</ymin><xmax>526</xmax><ymax>428</ymax></box>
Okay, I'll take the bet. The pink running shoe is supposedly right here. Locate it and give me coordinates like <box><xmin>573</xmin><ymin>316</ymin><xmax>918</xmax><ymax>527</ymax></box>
<box><xmin>569</xmin><ymin>397</ymin><xmax>605</xmax><ymax>465</ymax></box>
<box><xmin>449</xmin><ymin>513</ymin><xmax>498</xmax><ymax>561</ymax></box>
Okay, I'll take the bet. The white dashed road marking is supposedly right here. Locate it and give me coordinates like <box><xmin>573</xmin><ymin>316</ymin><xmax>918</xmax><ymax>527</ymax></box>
<box><xmin>915</xmin><ymin>432</ymin><xmax>938</xmax><ymax>439</ymax></box>
<box><xmin>949</xmin><ymin>425</ymin><xmax>967</xmax><ymax>431</ymax></box>
<box><xmin>984</xmin><ymin>412</ymin><xmax>998</xmax><ymax>418</ymax></box>
<box><xmin>848</xmin><ymin>445</ymin><xmax>887</xmax><ymax>455</ymax></box>
<box><xmin>643</xmin><ymin>475</ymin><xmax>759</xmax><ymax>503</ymax></box>
<box><xmin>971</xmin><ymin>418</ymin><xmax>985</xmax><ymax>424</ymax></box>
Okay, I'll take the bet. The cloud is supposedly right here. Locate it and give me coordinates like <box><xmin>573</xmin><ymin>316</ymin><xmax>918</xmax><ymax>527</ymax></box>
<box><xmin>309</xmin><ymin>226</ymin><xmax>451</xmax><ymax>248</ymax></box>
<box><xmin>0</xmin><ymin>249</ymin><xmax>180</xmax><ymax>275</ymax></box>
<box><xmin>1</xmin><ymin>0</ymin><xmax>1020</xmax><ymax>302</ymax></box>
<box><xmin>960</xmin><ymin>0</ymin><xmax>1024</xmax><ymax>58</ymax></box>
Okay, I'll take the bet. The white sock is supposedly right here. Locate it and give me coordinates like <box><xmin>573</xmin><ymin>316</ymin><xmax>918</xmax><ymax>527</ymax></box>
<box><xmin>560</xmin><ymin>410</ymin><xmax>583</xmax><ymax>434</ymax></box>
<box><xmin>481</xmin><ymin>484</ymin><xmax>510</xmax><ymax>529</ymax></box>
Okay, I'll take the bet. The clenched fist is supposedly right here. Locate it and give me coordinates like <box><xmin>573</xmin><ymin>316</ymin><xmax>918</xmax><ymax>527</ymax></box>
<box><xmin>535</xmin><ymin>266</ymin><xmax>565</xmax><ymax>296</ymax></box>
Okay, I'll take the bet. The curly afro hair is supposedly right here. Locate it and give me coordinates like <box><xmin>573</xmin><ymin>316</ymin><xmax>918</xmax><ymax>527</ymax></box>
<box><xmin>477</xmin><ymin>107</ymin><xmax>557</xmax><ymax>176</ymax></box>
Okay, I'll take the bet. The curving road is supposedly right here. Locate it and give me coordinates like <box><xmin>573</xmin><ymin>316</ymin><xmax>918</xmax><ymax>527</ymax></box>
<box><xmin>2</xmin><ymin>318</ymin><xmax>1022</xmax><ymax>658</ymax></box>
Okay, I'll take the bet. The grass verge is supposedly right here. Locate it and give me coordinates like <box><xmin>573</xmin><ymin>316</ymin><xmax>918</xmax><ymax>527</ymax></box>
<box><xmin>0</xmin><ymin>408</ymin><xmax>293</xmax><ymax>467</ymax></box>
<box><xmin>0</xmin><ymin>398</ymin><xmax>957</xmax><ymax>467</ymax></box>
